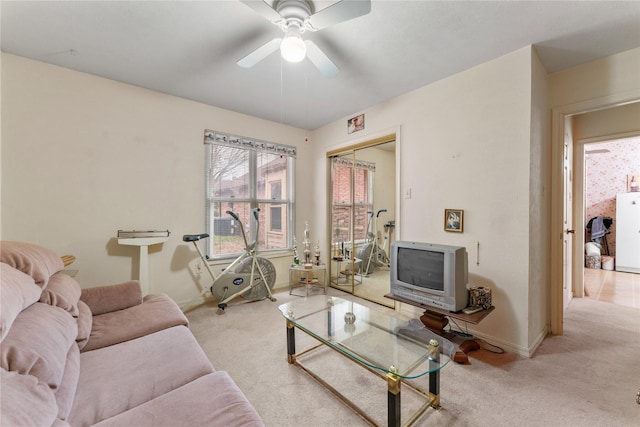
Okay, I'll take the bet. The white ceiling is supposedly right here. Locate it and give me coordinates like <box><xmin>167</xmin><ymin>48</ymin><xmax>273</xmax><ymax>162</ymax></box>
<box><xmin>2</xmin><ymin>1</ymin><xmax>639</xmax><ymax>130</ymax></box>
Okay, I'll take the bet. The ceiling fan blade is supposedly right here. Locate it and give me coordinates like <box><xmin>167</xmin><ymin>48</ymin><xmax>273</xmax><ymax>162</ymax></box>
<box><xmin>307</xmin><ymin>0</ymin><xmax>371</xmax><ymax>31</ymax></box>
<box><xmin>237</xmin><ymin>38</ymin><xmax>282</xmax><ymax>68</ymax></box>
<box><xmin>305</xmin><ymin>40</ymin><xmax>339</xmax><ymax>78</ymax></box>
<box><xmin>239</xmin><ymin>0</ymin><xmax>282</xmax><ymax>22</ymax></box>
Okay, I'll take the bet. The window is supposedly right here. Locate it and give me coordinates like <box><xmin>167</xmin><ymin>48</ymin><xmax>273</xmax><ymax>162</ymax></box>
<box><xmin>270</xmin><ymin>206</ymin><xmax>282</xmax><ymax>231</ymax></box>
<box><xmin>204</xmin><ymin>130</ymin><xmax>295</xmax><ymax>257</ymax></box>
<box><xmin>331</xmin><ymin>157</ymin><xmax>374</xmax><ymax>245</ymax></box>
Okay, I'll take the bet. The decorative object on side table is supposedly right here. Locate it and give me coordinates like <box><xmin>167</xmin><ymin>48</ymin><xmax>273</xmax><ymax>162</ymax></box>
<box><xmin>344</xmin><ymin>311</ymin><xmax>356</xmax><ymax>324</ymax></box>
<box><xmin>469</xmin><ymin>286</ymin><xmax>492</xmax><ymax>309</ymax></box>
<box><xmin>344</xmin><ymin>311</ymin><xmax>356</xmax><ymax>334</ymax></box>
<box><xmin>293</xmin><ymin>236</ymin><xmax>299</xmax><ymax>265</ymax></box>
<box><xmin>315</xmin><ymin>240</ymin><xmax>321</xmax><ymax>265</ymax></box>
<box><xmin>303</xmin><ymin>221</ymin><xmax>311</xmax><ymax>265</ymax></box>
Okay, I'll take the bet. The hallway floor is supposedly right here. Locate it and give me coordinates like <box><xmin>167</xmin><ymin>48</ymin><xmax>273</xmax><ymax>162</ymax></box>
<box><xmin>584</xmin><ymin>268</ymin><xmax>640</xmax><ymax>309</ymax></box>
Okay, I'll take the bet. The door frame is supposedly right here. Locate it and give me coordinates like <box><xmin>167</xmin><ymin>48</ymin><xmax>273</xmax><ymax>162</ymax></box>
<box><xmin>326</xmin><ymin>127</ymin><xmax>401</xmax><ymax>305</ymax></box>
<box><xmin>562</xmin><ymin>118</ymin><xmax>575</xmax><ymax>311</ymax></box>
<box><xmin>550</xmin><ymin>90</ymin><xmax>640</xmax><ymax>335</ymax></box>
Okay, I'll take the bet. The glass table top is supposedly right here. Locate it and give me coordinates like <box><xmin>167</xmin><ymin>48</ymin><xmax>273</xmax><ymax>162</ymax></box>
<box><xmin>279</xmin><ymin>295</ymin><xmax>454</xmax><ymax>379</ymax></box>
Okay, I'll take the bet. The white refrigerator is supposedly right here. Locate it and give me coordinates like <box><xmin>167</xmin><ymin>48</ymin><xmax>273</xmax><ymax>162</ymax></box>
<box><xmin>616</xmin><ymin>192</ymin><xmax>640</xmax><ymax>273</ymax></box>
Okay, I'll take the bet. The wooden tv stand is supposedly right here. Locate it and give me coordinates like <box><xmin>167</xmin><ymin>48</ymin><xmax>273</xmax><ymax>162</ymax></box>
<box><xmin>385</xmin><ymin>293</ymin><xmax>495</xmax><ymax>364</ymax></box>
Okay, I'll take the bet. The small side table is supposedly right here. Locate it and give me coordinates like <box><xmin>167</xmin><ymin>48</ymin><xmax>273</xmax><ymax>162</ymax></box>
<box><xmin>385</xmin><ymin>292</ymin><xmax>495</xmax><ymax>364</ymax></box>
<box><xmin>289</xmin><ymin>264</ymin><xmax>327</xmax><ymax>296</ymax></box>
<box><xmin>331</xmin><ymin>257</ymin><xmax>362</xmax><ymax>285</ymax></box>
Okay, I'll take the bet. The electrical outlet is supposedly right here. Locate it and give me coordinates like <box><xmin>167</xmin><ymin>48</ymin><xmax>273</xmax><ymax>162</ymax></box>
<box><xmin>404</xmin><ymin>187</ymin><xmax>412</xmax><ymax>199</ymax></box>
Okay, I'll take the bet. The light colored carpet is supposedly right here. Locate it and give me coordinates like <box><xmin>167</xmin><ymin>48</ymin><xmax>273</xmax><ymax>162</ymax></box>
<box><xmin>330</xmin><ymin>266</ymin><xmax>393</xmax><ymax>307</ymax></box>
<box><xmin>186</xmin><ymin>289</ymin><xmax>640</xmax><ymax>426</ymax></box>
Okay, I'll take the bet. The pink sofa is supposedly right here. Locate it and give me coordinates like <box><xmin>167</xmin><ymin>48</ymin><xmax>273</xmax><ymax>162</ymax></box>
<box><xmin>0</xmin><ymin>241</ymin><xmax>264</xmax><ymax>426</ymax></box>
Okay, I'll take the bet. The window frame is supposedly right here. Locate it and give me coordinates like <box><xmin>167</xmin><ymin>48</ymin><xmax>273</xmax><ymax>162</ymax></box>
<box><xmin>204</xmin><ymin>130</ymin><xmax>296</xmax><ymax>259</ymax></box>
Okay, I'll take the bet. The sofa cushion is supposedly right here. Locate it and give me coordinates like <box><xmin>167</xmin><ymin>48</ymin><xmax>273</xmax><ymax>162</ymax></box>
<box><xmin>69</xmin><ymin>326</ymin><xmax>215</xmax><ymax>426</ymax></box>
<box><xmin>91</xmin><ymin>371</ymin><xmax>264</xmax><ymax>427</ymax></box>
<box><xmin>0</xmin><ymin>368</ymin><xmax>59</xmax><ymax>427</ymax></box>
<box><xmin>40</xmin><ymin>272</ymin><xmax>82</xmax><ymax>317</ymax></box>
<box><xmin>0</xmin><ymin>262</ymin><xmax>42</xmax><ymax>341</ymax></box>
<box><xmin>0</xmin><ymin>241</ymin><xmax>64</xmax><ymax>288</ymax></box>
<box><xmin>55</xmin><ymin>343</ymin><xmax>81</xmax><ymax>421</ymax></box>
<box><xmin>1</xmin><ymin>302</ymin><xmax>77</xmax><ymax>390</ymax></box>
<box><xmin>76</xmin><ymin>300</ymin><xmax>93</xmax><ymax>351</ymax></box>
<box><xmin>82</xmin><ymin>293</ymin><xmax>189</xmax><ymax>352</ymax></box>
<box><xmin>80</xmin><ymin>280</ymin><xmax>142</xmax><ymax>315</ymax></box>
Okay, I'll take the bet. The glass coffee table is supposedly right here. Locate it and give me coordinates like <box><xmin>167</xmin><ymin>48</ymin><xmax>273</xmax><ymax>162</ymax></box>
<box><xmin>279</xmin><ymin>296</ymin><xmax>454</xmax><ymax>427</ymax></box>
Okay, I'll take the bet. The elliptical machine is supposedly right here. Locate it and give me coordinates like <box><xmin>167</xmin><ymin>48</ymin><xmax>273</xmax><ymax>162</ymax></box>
<box><xmin>183</xmin><ymin>208</ymin><xmax>276</xmax><ymax>313</ymax></box>
<box><xmin>358</xmin><ymin>209</ymin><xmax>392</xmax><ymax>275</ymax></box>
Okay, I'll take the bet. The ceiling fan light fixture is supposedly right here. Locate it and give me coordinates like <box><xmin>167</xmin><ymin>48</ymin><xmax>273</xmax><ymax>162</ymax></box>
<box><xmin>280</xmin><ymin>25</ymin><xmax>306</xmax><ymax>63</ymax></box>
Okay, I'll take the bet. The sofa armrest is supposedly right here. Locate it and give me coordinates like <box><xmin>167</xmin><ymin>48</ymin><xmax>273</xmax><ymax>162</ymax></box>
<box><xmin>80</xmin><ymin>281</ymin><xmax>143</xmax><ymax>315</ymax></box>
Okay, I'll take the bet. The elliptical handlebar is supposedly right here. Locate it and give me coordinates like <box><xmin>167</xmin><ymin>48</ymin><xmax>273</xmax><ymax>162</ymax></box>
<box><xmin>249</xmin><ymin>208</ymin><xmax>260</xmax><ymax>251</ymax></box>
<box><xmin>226</xmin><ymin>210</ymin><xmax>249</xmax><ymax>250</ymax></box>
<box><xmin>225</xmin><ymin>208</ymin><xmax>260</xmax><ymax>252</ymax></box>
<box><xmin>376</xmin><ymin>209</ymin><xmax>387</xmax><ymax>217</ymax></box>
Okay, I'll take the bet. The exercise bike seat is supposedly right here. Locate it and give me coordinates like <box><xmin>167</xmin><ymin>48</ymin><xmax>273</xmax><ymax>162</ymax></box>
<box><xmin>182</xmin><ymin>233</ymin><xmax>209</xmax><ymax>242</ymax></box>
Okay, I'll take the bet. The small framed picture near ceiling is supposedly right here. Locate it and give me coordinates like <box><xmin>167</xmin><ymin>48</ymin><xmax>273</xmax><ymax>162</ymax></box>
<box><xmin>348</xmin><ymin>114</ymin><xmax>364</xmax><ymax>134</ymax></box>
<box><xmin>444</xmin><ymin>209</ymin><xmax>463</xmax><ymax>232</ymax></box>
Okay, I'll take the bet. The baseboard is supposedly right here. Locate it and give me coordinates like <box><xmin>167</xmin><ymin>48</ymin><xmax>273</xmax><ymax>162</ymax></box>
<box><xmin>526</xmin><ymin>324</ymin><xmax>550</xmax><ymax>356</ymax></box>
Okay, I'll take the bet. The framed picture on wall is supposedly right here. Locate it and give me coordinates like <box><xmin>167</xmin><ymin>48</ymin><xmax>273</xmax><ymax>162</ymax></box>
<box><xmin>444</xmin><ymin>209</ymin><xmax>463</xmax><ymax>232</ymax></box>
<box><xmin>347</xmin><ymin>114</ymin><xmax>364</xmax><ymax>134</ymax></box>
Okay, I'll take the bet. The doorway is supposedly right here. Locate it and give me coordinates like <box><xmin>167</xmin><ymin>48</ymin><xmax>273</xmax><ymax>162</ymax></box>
<box><xmin>582</xmin><ymin>135</ymin><xmax>640</xmax><ymax>307</ymax></box>
<box><xmin>327</xmin><ymin>133</ymin><xmax>398</xmax><ymax>307</ymax></box>
<box><xmin>551</xmin><ymin>95</ymin><xmax>640</xmax><ymax>335</ymax></box>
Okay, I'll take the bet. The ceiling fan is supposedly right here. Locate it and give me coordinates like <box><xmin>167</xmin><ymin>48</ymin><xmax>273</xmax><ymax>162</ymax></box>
<box><xmin>237</xmin><ymin>0</ymin><xmax>371</xmax><ymax>78</ymax></box>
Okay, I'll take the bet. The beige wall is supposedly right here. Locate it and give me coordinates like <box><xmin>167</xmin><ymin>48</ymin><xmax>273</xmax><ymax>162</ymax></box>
<box><xmin>574</xmin><ymin>102</ymin><xmax>640</xmax><ymax>141</ymax></box>
<box><xmin>3</xmin><ymin>45</ymin><xmax>638</xmax><ymax>356</ymax></box>
<box><xmin>528</xmin><ymin>48</ymin><xmax>551</xmax><ymax>348</ymax></box>
<box><xmin>549</xmin><ymin>47</ymin><xmax>640</xmax><ymax>107</ymax></box>
<box><xmin>1</xmin><ymin>53</ymin><xmax>306</xmax><ymax>304</ymax></box>
<box><xmin>310</xmin><ymin>46</ymin><xmax>639</xmax><ymax>356</ymax></box>
<box><xmin>311</xmin><ymin>46</ymin><xmax>537</xmax><ymax>355</ymax></box>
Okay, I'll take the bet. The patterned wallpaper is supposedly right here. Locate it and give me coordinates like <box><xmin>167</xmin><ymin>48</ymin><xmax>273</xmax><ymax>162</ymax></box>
<box><xmin>584</xmin><ymin>136</ymin><xmax>640</xmax><ymax>257</ymax></box>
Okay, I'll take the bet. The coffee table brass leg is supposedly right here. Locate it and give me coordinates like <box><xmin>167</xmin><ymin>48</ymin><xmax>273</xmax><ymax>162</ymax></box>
<box><xmin>429</xmin><ymin>359</ymin><xmax>441</xmax><ymax>408</ymax></box>
<box><xmin>387</xmin><ymin>371</ymin><xmax>401</xmax><ymax>427</ymax></box>
<box><xmin>286</xmin><ymin>320</ymin><xmax>296</xmax><ymax>364</ymax></box>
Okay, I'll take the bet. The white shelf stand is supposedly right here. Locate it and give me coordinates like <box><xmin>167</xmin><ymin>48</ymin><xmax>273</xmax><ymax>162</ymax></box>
<box><xmin>117</xmin><ymin>237</ymin><xmax>169</xmax><ymax>295</ymax></box>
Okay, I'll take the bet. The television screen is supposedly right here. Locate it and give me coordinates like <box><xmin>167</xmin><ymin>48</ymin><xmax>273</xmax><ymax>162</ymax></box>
<box><xmin>396</xmin><ymin>247</ymin><xmax>444</xmax><ymax>291</ymax></box>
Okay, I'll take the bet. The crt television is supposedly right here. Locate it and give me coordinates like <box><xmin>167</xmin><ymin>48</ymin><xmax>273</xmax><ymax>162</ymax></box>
<box><xmin>390</xmin><ymin>241</ymin><xmax>468</xmax><ymax>312</ymax></box>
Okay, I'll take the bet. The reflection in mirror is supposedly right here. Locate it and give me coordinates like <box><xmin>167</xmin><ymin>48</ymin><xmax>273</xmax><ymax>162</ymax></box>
<box><xmin>330</xmin><ymin>152</ymin><xmax>357</xmax><ymax>293</ymax></box>
<box><xmin>329</xmin><ymin>140</ymin><xmax>396</xmax><ymax>307</ymax></box>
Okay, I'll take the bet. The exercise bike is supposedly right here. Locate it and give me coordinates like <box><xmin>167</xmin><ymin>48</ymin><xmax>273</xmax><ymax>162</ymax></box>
<box><xmin>359</xmin><ymin>209</ymin><xmax>392</xmax><ymax>275</ymax></box>
<box><xmin>183</xmin><ymin>208</ymin><xmax>276</xmax><ymax>313</ymax></box>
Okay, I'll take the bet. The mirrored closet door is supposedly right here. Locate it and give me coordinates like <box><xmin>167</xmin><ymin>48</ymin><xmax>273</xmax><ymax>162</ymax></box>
<box><xmin>328</xmin><ymin>136</ymin><xmax>397</xmax><ymax>307</ymax></box>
